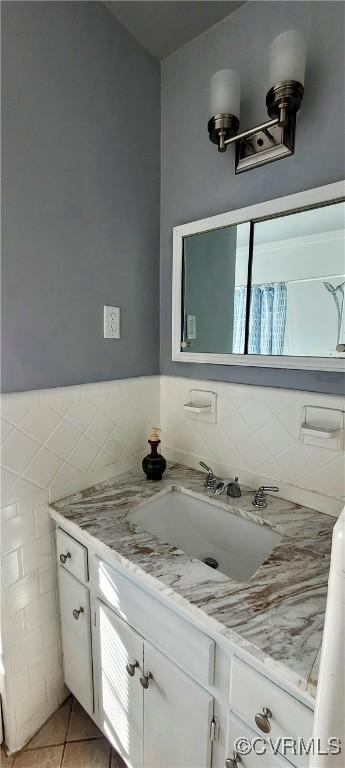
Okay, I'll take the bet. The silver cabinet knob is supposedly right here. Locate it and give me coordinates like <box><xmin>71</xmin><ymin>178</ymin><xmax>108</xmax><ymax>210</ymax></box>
<box><xmin>225</xmin><ymin>752</ymin><xmax>241</xmax><ymax>768</ymax></box>
<box><xmin>255</xmin><ymin>707</ymin><xmax>272</xmax><ymax>733</ymax></box>
<box><xmin>72</xmin><ymin>606</ymin><xmax>84</xmax><ymax>620</ymax></box>
<box><xmin>140</xmin><ymin>671</ymin><xmax>153</xmax><ymax>689</ymax></box>
<box><xmin>126</xmin><ymin>660</ymin><xmax>139</xmax><ymax>677</ymax></box>
<box><xmin>60</xmin><ymin>552</ymin><xmax>71</xmax><ymax>564</ymax></box>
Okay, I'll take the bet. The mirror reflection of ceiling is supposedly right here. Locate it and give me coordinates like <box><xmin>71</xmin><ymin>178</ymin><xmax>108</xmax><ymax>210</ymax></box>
<box><xmin>104</xmin><ymin>1</ymin><xmax>245</xmax><ymax>60</ymax></box>
<box><xmin>236</xmin><ymin>202</ymin><xmax>345</xmax><ymax>248</ymax></box>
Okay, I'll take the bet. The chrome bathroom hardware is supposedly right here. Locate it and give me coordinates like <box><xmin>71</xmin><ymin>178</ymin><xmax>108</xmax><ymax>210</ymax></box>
<box><xmin>199</xmin><ymin>462</ymin><xmax>217</xmax><ymax>489</ymax></box>
<box><xmin>253</xmin><ymin>486</ymin><xmax>279</xmax><ymax>508</ymax></box>
<box><xmin>228</xmin><ymin>478</ymin><xmax>241</xmax><ymax>498</ymax></box>
<box><xmin>72</xmin><ymin>606</ymin><xmax>84</xmax><ymax>620</ymax></box>
<box><xmin>60</xmin><ymin>552</ymin><xmax>71</xmax><ymax>564</ymax></box>
<box><xmin>255</xmin><ymin>707</ymin><xmax>272</xmax><ymax>733</ymax></box>
<box><xmin>214</xmin><ymin>477</ymin><xmax>241</xmax><ymax>498</ymax></box>
<box><xmin>213</xmin><ymin>480</ymin><xmax>228</xmax><ymax>495</ymax></box>
<box><xmin>323</xmin><ymin>280</ymin><xmax>345</xmax><ymax>347</ymax></box>
<box><xmin>140</xmin><ymin>671</ymin><xmax>153</xmax><ymax>689</ymax></box>
<box><xmin>126</xmin><ymin>660</ymin><xmax>139</xmax><ymax>677</ymax></box>
<box><xmin>225</xmin><ymin>752</ymin><xmax>242</xmax><ymax>768</ymax></box>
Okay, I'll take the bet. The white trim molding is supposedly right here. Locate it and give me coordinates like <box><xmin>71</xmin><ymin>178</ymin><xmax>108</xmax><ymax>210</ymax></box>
<box><xmin>172</xmin><ymin>181</ymin><xmax>345</xmax><ymax>372</ymax></box>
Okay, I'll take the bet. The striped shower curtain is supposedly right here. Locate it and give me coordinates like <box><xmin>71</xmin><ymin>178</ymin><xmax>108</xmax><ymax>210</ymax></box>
<box><xmin>233</xmin><ymin>283</ymin><xmax>287</xmax><ymax>355</ymax></box>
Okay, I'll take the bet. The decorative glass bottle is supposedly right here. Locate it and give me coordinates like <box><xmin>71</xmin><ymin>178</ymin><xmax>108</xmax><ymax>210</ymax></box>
<box><xmin>142</xmin><ymin>427</ymin><xmax>167</xmax><ymax>481</ymax></box>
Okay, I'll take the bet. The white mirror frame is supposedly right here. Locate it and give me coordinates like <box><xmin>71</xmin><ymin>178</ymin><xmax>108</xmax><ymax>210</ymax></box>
<box><xmin>172</xmin><ymin>180</ymin><xmax>345</xmax><ymax>371</ymax></box>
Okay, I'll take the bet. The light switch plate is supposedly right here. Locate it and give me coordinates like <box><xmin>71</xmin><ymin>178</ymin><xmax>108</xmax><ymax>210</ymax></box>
<box><xmin>104</xmin><ymin>306</ymin><xmax>120</xmax><ymax>339</ymax></box>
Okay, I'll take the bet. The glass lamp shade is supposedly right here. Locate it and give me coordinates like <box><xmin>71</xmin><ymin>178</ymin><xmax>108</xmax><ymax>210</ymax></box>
<box><xmin>209</xmin><ymin>69</ymin><xmax>240</xmax><ymax>119</ymax></box>
<box><xmin>269</xmin><ymin>30</ymin><xmax>306</xmax><ymax>88</ymax></box>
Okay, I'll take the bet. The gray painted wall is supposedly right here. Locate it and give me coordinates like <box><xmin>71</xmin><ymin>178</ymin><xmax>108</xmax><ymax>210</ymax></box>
<box><xmin>160</xmin><ymin>0</ymin><xmax>345</xmax><ymax>393</ymax></box>
<box><xmin>1</xmin><ymin>1</ymin><xmax>160</xmax><ymax>393</ymax></box>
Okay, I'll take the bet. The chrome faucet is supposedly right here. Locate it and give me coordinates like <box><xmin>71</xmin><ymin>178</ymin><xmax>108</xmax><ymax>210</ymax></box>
<box><xmin>214</xmin><ymin>478</ymin><xmax>241</xmax><ymax>497</ymax></box>
<box><xmin>199</xmin><ymin>462</ymin><xmax>217</xmax><ymax>489</ymax></box>
<box><xmin>252</xmin><ymin>486</ymin><xmax>279</xmax><ymax>509</ymax></box>
<box><xmin>199</xmin><ymin>463</ymin><xmax>241</xmax><ymax>497</ymax></box>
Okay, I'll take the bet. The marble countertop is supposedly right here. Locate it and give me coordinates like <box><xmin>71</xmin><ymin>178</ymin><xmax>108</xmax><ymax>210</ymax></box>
<box><xmin>50</xmin><ymin>464</ymin><xmax>334</xmax><ymax>699</ymax></box>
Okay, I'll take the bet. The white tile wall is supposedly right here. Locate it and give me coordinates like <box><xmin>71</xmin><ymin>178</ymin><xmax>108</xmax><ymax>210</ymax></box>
<box><xmin>0</xmin><ymin>375</ymin><xmax>160</xmax><ymax>753</ymax></box>
<box><xmin>1</xmin><ymin>377</ymin><xmax>159</xmax><ymax>507</ymax></box>
<box><xmin>160</xmin><ymin>376</ymin><xmax>345</xmax><ymax>516</ymax></box>
<box><xmin>1</xmin><ymin>372</ymin><xmax>344</xmax><ymax>754</ymax></box>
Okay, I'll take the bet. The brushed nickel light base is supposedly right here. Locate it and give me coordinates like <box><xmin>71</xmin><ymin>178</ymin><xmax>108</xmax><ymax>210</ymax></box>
<box><xmin>208</xmin><ymin>113</ymin><xmax>240</xmax><ymax>152</ymax></box>
<box><xmin>208</xmin><ymin>79</ymin><xmax>304</xmax><ymax>172</ymax></box>
<box><xmin>235</xmin><ymin>112</ymin><xmax>296</xmax><ymax>173</ymax></box>
<box><xmin>266</xmin><ymin>79</ymin><xmax>304</xmax><ymax>122</ymax></box>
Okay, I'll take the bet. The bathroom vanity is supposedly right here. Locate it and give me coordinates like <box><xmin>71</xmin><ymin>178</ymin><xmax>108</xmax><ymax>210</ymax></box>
<box><xmin>49</xmin><ymin>465</ymin><xmax>334</xmax><ymax>768</ymax></box>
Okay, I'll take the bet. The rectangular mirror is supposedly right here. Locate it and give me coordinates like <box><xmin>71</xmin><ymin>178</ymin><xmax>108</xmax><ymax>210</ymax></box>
<box><xmin>172</xmin><ymin>181</ymin><xmax>345</xmax><ymax>370</ymax></box>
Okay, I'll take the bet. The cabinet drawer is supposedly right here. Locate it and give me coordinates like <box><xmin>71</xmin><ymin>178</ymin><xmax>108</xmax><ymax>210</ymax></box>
<box><xmin>96</xmin><ymin>557</ymin><xmax>215</xmax><ymax>687</ymax></box>
<box><xmin>56</xmin><ymin>527</ymin><xmax>88</xmax><ymax>583</ymax></box>
<box><xmin>58</xmin><ymin>567</ymin><xmax>93</xmax><ymax>714</ymax></box>
<box><xmin>226</xmin><ymin>712</ymin><xmax>293</xmax><ymax>768</ymax></box>
<box><xmin>230</xmin><ymin>658</ymin><xmax>313</xmax><ymax>768</ymax></box>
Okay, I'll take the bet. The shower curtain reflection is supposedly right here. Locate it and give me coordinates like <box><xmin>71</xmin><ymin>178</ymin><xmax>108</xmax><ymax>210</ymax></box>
<box><xmin>233</xmin><ymin>283</ymin><xmax>287</xmax><ymax>355</ymax></box>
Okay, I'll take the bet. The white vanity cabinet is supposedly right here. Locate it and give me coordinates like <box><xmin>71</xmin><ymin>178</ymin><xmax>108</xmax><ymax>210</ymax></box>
<box><xmin>95</xmin><ymin>599</ymin><xmax>214</xmax><ymax>768</ymax></box>
<box><xmin>58</xmin><ymin>566</ymin><xmax>93</xmax><ymax>714</ymax></box>
<box><xmin>55</xmin><ymin>524</ymin><xmax>315</xmax><ymax>768</ymax></box>
<box><xmin>95</xmin><ymin>601</ymin><xmax>144</xmax><ymax>767</ymax></box>
<box><xmin>142</xmin><ymin>640</ymin><xmax>213</xmax><ymax>768</ymax></box>
<box><xmin>227</xmin><ymin>659</ymin><xmax>313</xmax><ymax>768</ymax></box>
<box><xmin>56</xmin><ymin>527</ymin><xmax>89</xmax><ymax>582</ymax></box>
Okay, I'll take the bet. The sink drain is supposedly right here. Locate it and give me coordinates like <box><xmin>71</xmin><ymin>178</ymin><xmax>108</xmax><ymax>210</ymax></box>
<box><xmin>202</xmin><ymin>556</ymin><xmax>219</xmax><ymax>569</ymax></box>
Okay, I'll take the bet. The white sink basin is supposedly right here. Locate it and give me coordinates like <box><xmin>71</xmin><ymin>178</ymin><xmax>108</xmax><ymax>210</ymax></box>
<box><xmin>129</xmin><ymin>490</ymin><xmax>281</xmax><ymax>582</ymax></box>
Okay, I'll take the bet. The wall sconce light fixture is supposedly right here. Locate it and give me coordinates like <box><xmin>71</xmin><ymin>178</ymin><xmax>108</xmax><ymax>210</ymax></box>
<box><xmin>208</xmin><ymin>30</ymin><xmax>306</xmax><ymax>173</ymax></box>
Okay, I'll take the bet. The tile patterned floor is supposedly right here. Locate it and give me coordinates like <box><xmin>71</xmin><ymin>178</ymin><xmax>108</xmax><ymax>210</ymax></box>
<box><xmin>1</xmin><ymin>697</ymin><xmax>126</xmax><ymax>768</ymax></box>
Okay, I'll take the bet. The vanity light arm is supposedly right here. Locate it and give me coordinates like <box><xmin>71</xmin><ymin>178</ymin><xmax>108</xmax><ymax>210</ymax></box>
<box><xmin>224</xmin><ymin>117</ymin><xmax>279</xmax><ymax>147</ymax></box>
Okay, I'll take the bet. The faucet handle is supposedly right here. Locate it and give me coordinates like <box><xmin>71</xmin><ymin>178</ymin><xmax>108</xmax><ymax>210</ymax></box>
<box><xmin>199</xmin><ymin>462</ymin><xmax>217</xmax><ymax>489</ymax></box>
<box><xmin>253</xmin><ymin>486</ymin><xmax>279</xmax><ymax>509</ymax></box>
<box><xmin>199</xmin><ymin>461</ymin><xmax>213</xmax><ymax>473</ymax></box>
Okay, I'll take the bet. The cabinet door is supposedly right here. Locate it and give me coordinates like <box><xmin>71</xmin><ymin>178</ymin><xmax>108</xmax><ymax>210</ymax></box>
<box><xmin>96</xmin><ymin>600</ymin><xmax>144</xmax><ymax>768</ymax></box>
<box><xmin>143</xmin><ymin>640</ymin><xmax>214</xmax><ymax>768</ymax></box>
<box><xmin>58</xmin><ymin>566</ymin><xmax>93</xmax><ymax>714</ymax></box>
